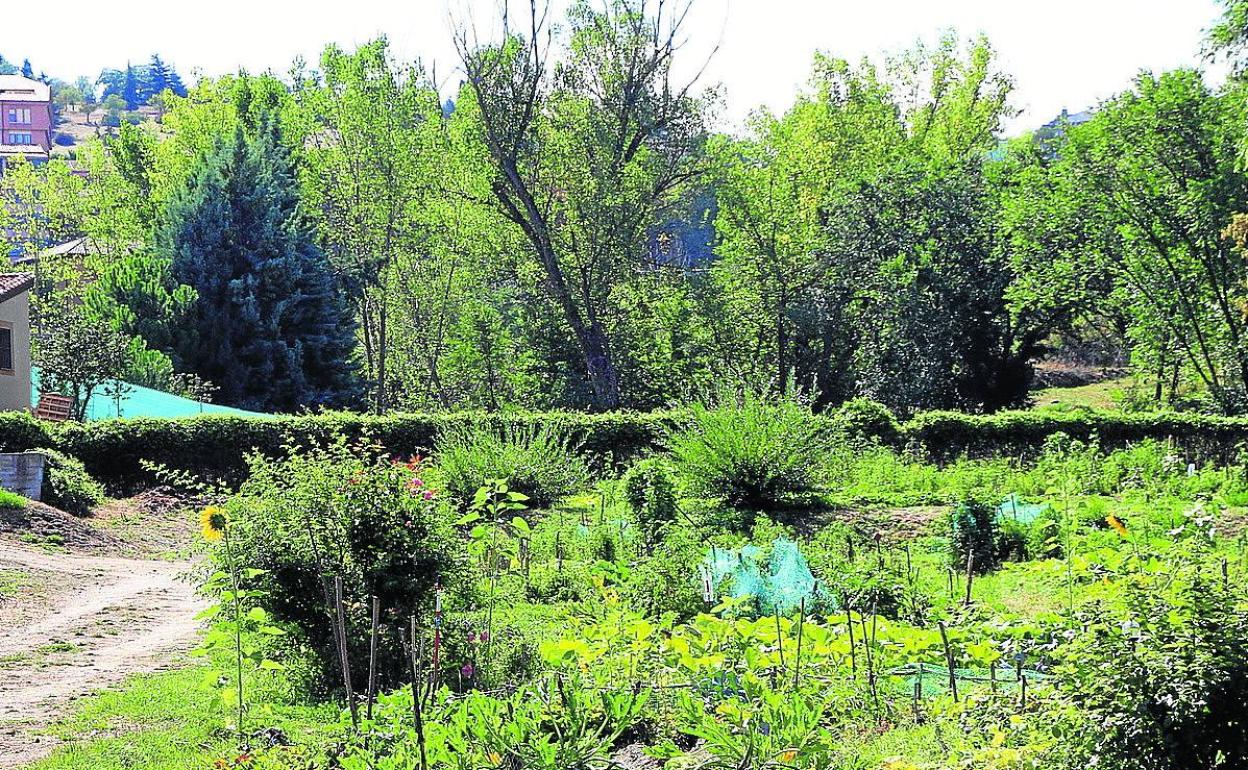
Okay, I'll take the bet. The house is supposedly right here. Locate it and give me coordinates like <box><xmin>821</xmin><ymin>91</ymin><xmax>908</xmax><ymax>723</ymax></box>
<box><xmin>0</xmin><ymin>273</ymin><xmax>34</xmax><ymax>412</ymax></box>
<box><xmin>0</xmin><ymin>75</ymin><xmax>52</xmax><ymax>173</ymax></box>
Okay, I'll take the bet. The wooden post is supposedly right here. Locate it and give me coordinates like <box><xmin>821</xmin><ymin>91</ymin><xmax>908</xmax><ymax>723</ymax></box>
<box><xmin>793</xmin><ymin>598</ymin><xmax>805</xmax><ymax>690</ymax></box>
<box><xmin>1016</xmin><ymin>653</ymin><xmax>1026</xmax><ymax>709</ymax></box>
<box><xmin>334</xmin><ymin>576</ymin><xmax>358</xmax><ymax>728</ymax></box>
<box><xmin>938</xmin><ymin>622</ymin><xmax>958</xmax><ymax>702</ymax></box>
<box><xmin>366</xmin><ymin>596</ymin><xmax>380</xmax><ymax>722</ymax></box>
<box><xmin>964</xmin><ymin>552</ymin><xmax>975</xmax><ymax>607</ymax></box>
<box><xmin>774</xmin><ymin>609</ymin><xmax>786</xmax><ymax>670</ymax></box>
<box><xmin>846</xmin><ymin>610</ymin><xmax>857</xmax><ymax>676</ymax></box>
<box><xmin>405</xmin><ymin>617</ymin><xmax>429</xmax><ymax>770</ymax></box>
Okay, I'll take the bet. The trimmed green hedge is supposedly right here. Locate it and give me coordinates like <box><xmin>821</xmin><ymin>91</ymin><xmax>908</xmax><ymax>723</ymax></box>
<box><xmin>3</xmin><ymin>405</ymin><xmax>1248</xmax><ymax>492</ymax></box>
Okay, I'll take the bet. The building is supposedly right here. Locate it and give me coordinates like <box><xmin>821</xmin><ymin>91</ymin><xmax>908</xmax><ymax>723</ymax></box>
<box><xmin>0</xmin><ymin>75</ymin><xmax>52</xmax><ymax>173</ymax></box>
<box><xmin>0</xmin><ymin>273</ymin><xmax>34</xmax><ymax>412</ymax></box>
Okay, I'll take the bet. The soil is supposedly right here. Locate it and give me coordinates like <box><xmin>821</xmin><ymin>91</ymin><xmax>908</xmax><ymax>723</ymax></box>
<box><xmin>0</xmin><ymin>495</ymin><xmax>203</xmax><ymax>768</ymax></box>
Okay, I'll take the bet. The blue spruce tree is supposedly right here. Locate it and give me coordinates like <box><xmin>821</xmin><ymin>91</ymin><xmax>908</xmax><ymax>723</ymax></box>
<box><xmin>157</xmin><ymin>114</ymin><xmax>359</xmax><ymax>411</ymax></box>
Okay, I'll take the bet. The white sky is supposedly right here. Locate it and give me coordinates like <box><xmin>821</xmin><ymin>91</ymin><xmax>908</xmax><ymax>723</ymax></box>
<box><xmin>0</xmin><ymin>0</ymin><xmax>1227</xmax><ymax>134</ymax></box>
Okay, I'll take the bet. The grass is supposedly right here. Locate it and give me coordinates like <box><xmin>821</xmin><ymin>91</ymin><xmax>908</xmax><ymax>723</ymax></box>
<box><xmin>28</xmin><ymin>664</ymin><xmax>337</xmax><ymax>770</ymax></box>
<box><xmin>0</xmin><ymin>489</ymin><xmax>27</xmax><ymax>509</ymax></box>
<box><xmin>1031</xmin><ymin>377</ymin><xmax>1131</xmax><ymax>410</ymax></box>
<box><xmin>0</xmin><ymin>568</ymin><xmax>26</xmax><ymax>598</ymax></box>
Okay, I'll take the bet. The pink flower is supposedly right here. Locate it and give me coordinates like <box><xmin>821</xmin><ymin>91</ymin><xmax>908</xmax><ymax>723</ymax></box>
<box><xmin>479</xmin><ymin>630</ymin><xmax>490</xmax><ymax>643</ymax></box>
<box><xmin>461</xmin><ymin>663</ymin><xmax>475</xmax><ymax>679</ymax></box>
<box><xmin>411</xmin><ymin>477</ymin><xmax>424</xmax><ymax>488</ymax></box>
<box><xmin>467</xmin><ymin>632</ymin><xmax>478</xmax><ymax>643</ymax></box>
<box><xmin>423</xmin><ymin>490</ymin><xmax>434</xmax><ymax>500</ymax></box>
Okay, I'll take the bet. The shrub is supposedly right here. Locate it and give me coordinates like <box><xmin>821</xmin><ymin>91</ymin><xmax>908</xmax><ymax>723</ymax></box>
<box><xmin>833</xmin><ymin>398</ymin><xmax>901</xmax><ymax>445</ymax></box>
<box><xmin>668</xmin><ymin>394</ymin><xmax>827</xmax><ymax>512</ymax></box>
<box><xmin>625</xmin><ymin>525</ymin><xmax>706</xmax><ymax>620</ymax></box>
<box><xmin>621</xmin><ymin>458</ymin><xmax>679</xmax><ymax>550</ymax></box>
<box><xmin>219</xmin><ymin>441</ymin><xmax>465</xmax><ymax>690</ymax></box>
<box><xmin>1052</xmin><ymin>559</ymin><xmax>1248</xmax><ymax>769</ymax></box>
<box><xmin>436</xmin><ymin>424</ymin><xmax>590</xmax><ymax>508</ymax></box>
<box><xmin>949</xmin><ymin>496</ymin><xmax>998</xmax><ymax>575</ymax></box>
<box><xmin>40</xmin><ymin>448</ymin><xmax>105</xmax><ymax>515</ymax></box>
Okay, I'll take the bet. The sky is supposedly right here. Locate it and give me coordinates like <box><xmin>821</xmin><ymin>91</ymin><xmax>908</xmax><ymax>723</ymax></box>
<box><xmin>0</xmin><ymin>0</ymin><xmax>1228</xmax><ymax>134</ymax></box>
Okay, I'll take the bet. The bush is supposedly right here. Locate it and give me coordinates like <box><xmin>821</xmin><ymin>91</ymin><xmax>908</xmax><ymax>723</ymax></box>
<box><xmin>621</xmin><ymin>458</ymin><xmax>679</xmax><ymax>550</ymax></box>
<box><xmin>1052</xmin><ymin>558</ymin><xmax>1248</xmax><ymax>769</ymax></box>
<box><xmin>436</xmin><ymin>424</ymin><xmax>590</xmax><ymax>508</ymax></box>
<box><xmin>219</xmin><ymin>441</ymin><xmax>465</xmax><ymax>690</ymax></box>
<box><xmin>40</xmin><ymin>448</ymin><xmax>105</xmax><ymax>515</ymax></box>
<box><xmin>949</xmin><ymin>496</ymin><xmax>999</xmax><ymax>575</ymax></box>
<box><xmin>625</xmin><ymin>525</ymin><xmax>706</xmax><ymax>620</ymax></box>
<box><xmin>668</xmin><ymin>394</ymin><xmax>827</xmax><ymax>512</ymax></box>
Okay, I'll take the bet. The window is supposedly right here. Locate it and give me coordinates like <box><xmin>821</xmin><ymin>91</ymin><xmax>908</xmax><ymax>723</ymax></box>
<box><xmin>6</xmin><ymin>108</ymin><xmax>31</xmax><ymax>124</ymax></box>
<box><xmin>0</xmin><ymin>327</ymin><xmax>14</xmax><ymax>373</ymax></box>
<box><xmin>6</xmin><ymin>132</ymin><xmax>32</xmax><ymax>145</ymax></box>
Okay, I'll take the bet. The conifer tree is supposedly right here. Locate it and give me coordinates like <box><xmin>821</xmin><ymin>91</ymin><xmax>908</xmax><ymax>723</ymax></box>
<box><xmin>157</xmin><ymin>115</ymin><xmax>360</xmax><ymax>412</ymax></box>
<box><xmin>122</xmin><ymin>64</ymin><xmax>140</xmax><ymax>109</ymax></box>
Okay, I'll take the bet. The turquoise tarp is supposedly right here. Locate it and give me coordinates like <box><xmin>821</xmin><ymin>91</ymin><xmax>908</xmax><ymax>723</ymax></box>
<box><xmin>31</xmin><ymin>367</ymin><xmax>266</xmax><ymax>420</ymax></box>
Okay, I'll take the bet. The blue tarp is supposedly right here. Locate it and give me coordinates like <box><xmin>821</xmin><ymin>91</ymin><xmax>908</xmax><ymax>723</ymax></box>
<box><xmin>31</xmin><ymin>367</ymin><xmax>266</xmax><ymax>420</ymax></box>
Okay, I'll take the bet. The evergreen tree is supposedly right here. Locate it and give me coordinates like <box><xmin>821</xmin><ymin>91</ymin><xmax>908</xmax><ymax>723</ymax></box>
<box><xmin>156</xmin><ymin>115</ymin><xmax>360</xmax><ymax>412</ymax></box>
<box><xmin>146</xmin><ymin>54</ymin><xmax>169</xmax><ymax>99</ymax></box>
<box><xmin>122</xmin><ymin>64</ymin><xmax>140</xmax><ymax>109</ymax></box>
<box><xmin>166</xmin><ymin>69</ymin><xmax>187</xmax><ymax>97</ymax></box>
<box><xmin>20</xmin><ymin>59</ymin><xmax>33</xmax><ymax>79</ymax></box>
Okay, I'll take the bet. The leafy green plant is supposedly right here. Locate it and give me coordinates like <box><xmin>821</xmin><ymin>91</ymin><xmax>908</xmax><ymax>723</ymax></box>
<box><xmin>40</xmin><ymin>448</ymin><xmax>105</xmax><ymax>515</ymax></box>
<box><xmin>220</xmin><ymin>441</ymin><xmax>464</xmax><ymax>689</ymax></box>
<box><xmin>668</xmin><ymin>393</ymin><xmax>827</xmax><ymax>514</ymax></box>
<box><xmin>436</xmin><ymin>424</ymin><xmax>590</xmax><ymax>508</ymax></box>
<box><xmin>622</xmin><ymin>457</ymin><xmax>680</xmax><ymax>551</ymax></box>
<box><xmin>949</xmin><ymin>496</ymin><xmax>999</xmax><ymax>575</ymax></box>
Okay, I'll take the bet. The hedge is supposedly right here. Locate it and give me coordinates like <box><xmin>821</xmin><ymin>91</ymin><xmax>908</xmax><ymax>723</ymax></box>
<box><xmin>2</xmin><ymin>404</ymin><xmax>1248</xmax><ymax>492</ymax></box>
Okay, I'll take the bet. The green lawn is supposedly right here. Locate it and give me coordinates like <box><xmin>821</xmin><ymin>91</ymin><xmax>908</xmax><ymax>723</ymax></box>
<box><xmin>28</xmin><ymin>665</ymin><xmax>336</xmax><ymax>770</ymax></box>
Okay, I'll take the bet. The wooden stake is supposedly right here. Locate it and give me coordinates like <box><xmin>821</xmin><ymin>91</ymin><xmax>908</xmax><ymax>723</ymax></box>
<box><xmin>964</xmin><ymin>552</ymin><xmax>975</xmax><ymax>607</ymax></box>
<box><xmin>793</xmin><ymin>598</ymin><xmax>805</xmax><ymax>691</ymax></box>
<box><xmin>334</xmin><ymin>576</ymin><xmax>358</xmax><ymax>728</ymax></box>
<box><xmin>938</xmin><ymin>622</ymin><xmax>958</xmax><ymax>702</ymax></box>
<box><xmin>366</xmin><ymin>595</ymin><xmax>380</xmax><ymax>722</ymax></box>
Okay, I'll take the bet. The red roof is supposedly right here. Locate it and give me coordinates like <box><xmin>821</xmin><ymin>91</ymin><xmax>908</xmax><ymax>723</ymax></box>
<box><xmin>0</xmin><ymin>273</ymin><xmax>34</xmax><ymax>303</ymax></box>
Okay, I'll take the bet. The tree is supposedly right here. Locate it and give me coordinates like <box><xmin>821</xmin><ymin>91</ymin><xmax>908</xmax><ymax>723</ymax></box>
<box><xmin>456</xmin><ymin>0</ymin><xmax>713</xmax><ymax>409</ymax></box>
<box><xmin>157</xmin><ymin>114</ymin><xmax>360</xmax><ymax>412</ymax></box>
<box><xmin>1054</xmin><ymin>70</ymin><xmax>1248</xmax><ymax>411</ymax></box>
<box><xmin>34</xmin><ymin>297</ymin><xmax>131</xmax><ymax>421</ymax></box>
<box><xmin>55</xmin><ymin>85</ymin><xmax>84</xmax><ymax>112</ymax></box>
<box><xmin>122</xmin><ymin>64</ymin><xmax>140</xmax><ymax>110</ymax></box>
<box><xmin>294</xmin><ymin>39</ymin><xmax>446</xmax><ymax>412</ymax></box>
<box><xmin>20</xmin><ymin>59</ymin><xmax>33</xmax><ymax>79</ymax></box>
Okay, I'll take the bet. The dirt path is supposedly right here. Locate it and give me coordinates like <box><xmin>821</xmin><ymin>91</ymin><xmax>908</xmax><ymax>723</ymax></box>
<box><xmin>0</xmin><ymin>541</ymin><xmax>203</xmax><ymax>767</ymax></box>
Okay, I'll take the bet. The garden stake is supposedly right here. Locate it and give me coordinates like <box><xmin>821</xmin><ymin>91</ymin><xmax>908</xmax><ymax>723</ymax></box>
<box><xmin>846</xmin><ymin>533</ymin><xmax>855</xmax><ymax>563</ymax></box>
<box><xmin>846</xmin><ymin>609</ymin><xmax>857</xmax><ymax>676</ymax></box>
<box><xmin>404</xmin><ymin>617</ymin><xmax>429</xmax><ymax>770</ymax></box>
<box><xmin>938</xmin><ymin>622</ymin><xmax>958</xmax><ymax>702</ymax></box>
<box><xmin>990</xmin><ymin>659</ymin><xmax>997</xmax><ymax>694</ymax></box>
<box><xmin>334</xmin><ymin>576</ymin><xmax>358</xmax><ymax>728</ymax></box>
<box><xmin>1223</xmin><ymin>557</ymin><xmax>1229</xmax><ymax>592</ymax></box>
<box><xmin>774</xmin><ymin>609</ymin><xmax>785</xmax><ymax>670</ymax></box>
<box><xmin>794</xmin><ymin>598</ymin><xmax>805</xmax><ymax>690</ymax></box>
<box><xmin>947</xmin><ymin>567</ymin><xmax>954</xmax><ymax>599</ymax></box>
<box><xmin>366</xmin><ymin>595</ymin><xmax>380</xmax><ymax>722</ymax></box>
<box><xmin>432</xmin><ymin>583</ymin><xmax>443</xmax><ymax>693</ymax></box>
<box><xmin>964</xmin><ymin>551</ymin><xmax>975</xmax><ymax>607</ymax></box>
<box><xmin>1016</xmin><ymin>653</ymin><xmax>1026</xmax><ymax>709</ymax></box>
<box><xmin>912</xmin><ymin>679</ymin><xmax>922</xmax><ymax>722</ymax></box>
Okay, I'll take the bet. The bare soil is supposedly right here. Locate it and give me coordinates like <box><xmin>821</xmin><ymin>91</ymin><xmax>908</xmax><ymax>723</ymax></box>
<box><xmin>0</xmin><ymin>496</ymin><xmax>203</xmax><ymax>767</ymax></box>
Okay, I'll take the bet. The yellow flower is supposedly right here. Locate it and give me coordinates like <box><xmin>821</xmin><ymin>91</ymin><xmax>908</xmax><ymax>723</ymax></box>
<box><xmin>1107</xmin><ymin>515</ymin><xmax>1128</xmax><ymax>538</ymax></box>
<box><xmin>778</xmin><ymin>750</ymin><xmax>797</xmax><ymax>762</ymax></box>
<box><xmin>200</xmin><ymin>506</ymin><xmax>229</xmax><ymax>542</ymax></box>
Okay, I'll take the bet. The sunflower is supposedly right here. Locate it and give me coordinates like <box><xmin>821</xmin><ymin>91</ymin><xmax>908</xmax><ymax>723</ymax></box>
<box><xmin>200</xmin><ymin>506</ymin><xmax>229</xmax><ymax>542</ymax></box>
<box><xmin>1106</xmin><ymin>514</ymin><xmax>1128</xmax><ymax>538</ymax></box>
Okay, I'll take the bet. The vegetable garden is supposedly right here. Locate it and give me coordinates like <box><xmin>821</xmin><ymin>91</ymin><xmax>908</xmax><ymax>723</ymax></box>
<box><xmin>29</xmin><ymin>396</ymin><xmax>1248</xmax><ymax>770</ymax></box>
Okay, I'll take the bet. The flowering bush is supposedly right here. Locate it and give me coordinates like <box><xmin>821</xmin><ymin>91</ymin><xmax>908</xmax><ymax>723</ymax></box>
<box><xmin>217</xmin><ymin>440</ymin><xmax>466</xmax><ymax>690</ymax></box>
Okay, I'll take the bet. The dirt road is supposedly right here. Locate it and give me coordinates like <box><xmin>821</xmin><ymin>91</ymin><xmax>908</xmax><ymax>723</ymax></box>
<box><xmin>0</xmin><ymin>541</ymin><xmax>202</xmax><ymax>767</ymax></box>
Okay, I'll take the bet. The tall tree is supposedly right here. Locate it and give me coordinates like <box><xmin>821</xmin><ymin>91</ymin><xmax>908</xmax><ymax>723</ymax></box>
<box><xmin>456</xmin><ymin>0</ymin><xmax>713</xmax><ymax>409</ymax></box>
<box><xmin>157</xmin><ymin>115</ymin><xmax>360</xmax><ymax>411</ymax></box>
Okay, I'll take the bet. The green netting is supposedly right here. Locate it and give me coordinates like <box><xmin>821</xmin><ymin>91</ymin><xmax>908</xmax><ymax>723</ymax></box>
<box><xmin>31</xmin><ymin>367</ymin><xmax>266</xmax><ymax>420</ymax></box>
<box><xmin>701</xmin><ymin>538</ymin><xmax>831</xmax><ymax>614</ymax></box>
<box><xmin>887</xmin><ymin>662</ymin><xmax>1050</xmax><ymax>697</ymax></box>
<box><xmin>997</xmin><ymin>493</ymin><xmax>1048</xmax><ymax>525</ymax></box>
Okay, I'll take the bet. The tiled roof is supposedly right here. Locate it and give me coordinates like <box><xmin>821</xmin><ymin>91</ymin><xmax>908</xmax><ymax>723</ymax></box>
<box><xmin>0</xmin><ymin>273</ymin><xmax>34</xmax><ymax>303</ymax></box>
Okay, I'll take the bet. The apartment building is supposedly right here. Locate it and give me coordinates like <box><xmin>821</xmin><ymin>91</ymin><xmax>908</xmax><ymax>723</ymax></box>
<box><xmin>0</xmin><ymin>74</ymin><xmax>52</xmax><ymax>173</ymax></box>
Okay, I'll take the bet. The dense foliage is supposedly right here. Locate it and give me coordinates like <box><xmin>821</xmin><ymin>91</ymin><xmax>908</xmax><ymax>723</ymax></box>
<box><xmin>12</xmin><ymin>1</ymin><xmax>1248</xmax><ymax>417</ymax></box>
